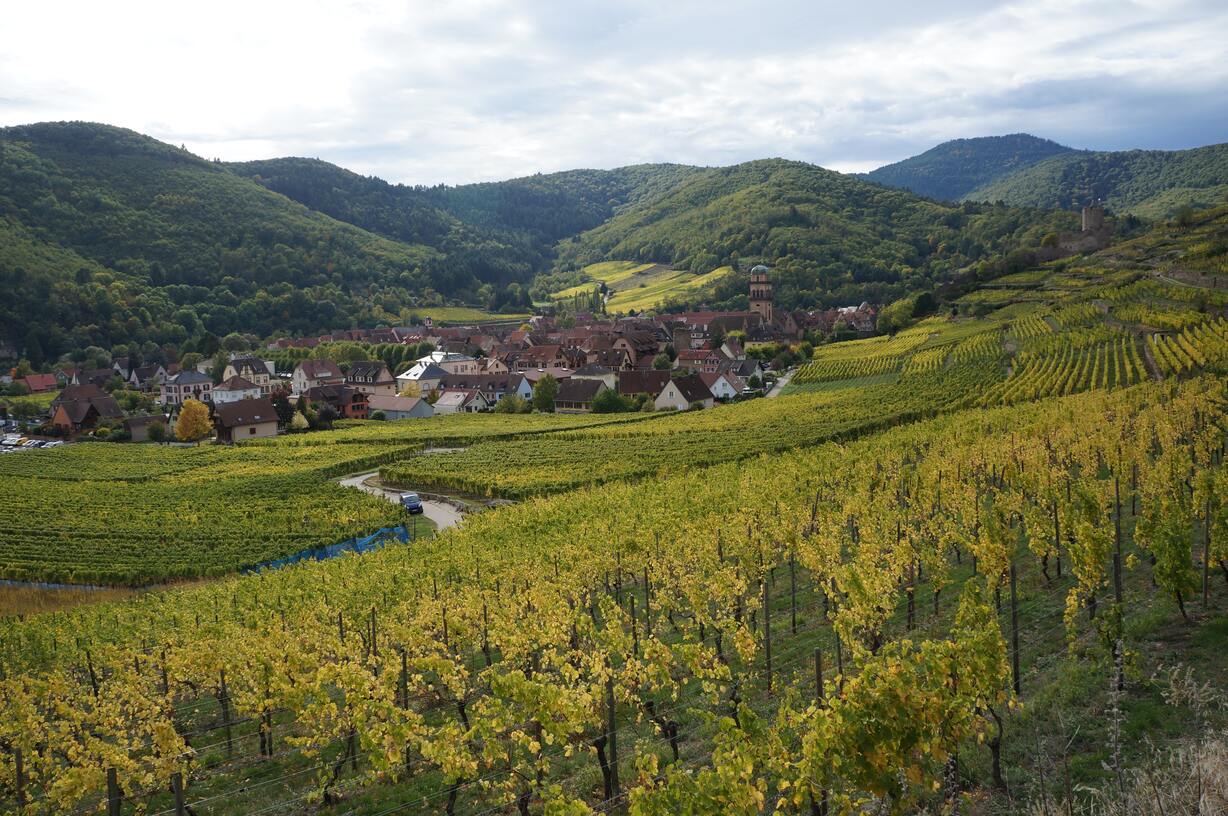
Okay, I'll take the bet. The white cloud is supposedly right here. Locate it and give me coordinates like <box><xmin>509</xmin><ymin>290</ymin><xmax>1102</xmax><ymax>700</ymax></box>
<box><xmin>0</xmin><ymin>0</ymin><xmax>1224</xmax><ymax>183</ymax></box>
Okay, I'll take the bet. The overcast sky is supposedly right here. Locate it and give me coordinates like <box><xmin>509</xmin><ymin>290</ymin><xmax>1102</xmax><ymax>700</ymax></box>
<box><xmin>2</xmin><ymin>0</ymin><xmax>1225</xmax><ymax>185</ymax></box>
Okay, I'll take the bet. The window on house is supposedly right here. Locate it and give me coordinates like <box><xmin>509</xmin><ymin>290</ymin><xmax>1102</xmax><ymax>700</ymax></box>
<box><xmin>249</xmin><ymin>427</ymin><xmax>256</xmax><ymax>435</ymax></box>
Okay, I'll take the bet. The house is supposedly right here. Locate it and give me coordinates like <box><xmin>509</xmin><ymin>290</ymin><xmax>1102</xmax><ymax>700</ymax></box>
<box><xmin>112</xmin><ymin>357</ymin><xmax>132</xmax><ymax>380</ymax></box>
<box><xmin>304</xmin><ymin>384</ymin><xmax>368</xmax><ymax>419</ymax></box>
<box><xmin>73</xmin><ymin>368</ymin><xmax>116</xmax><ymax>388</ymax></box>
<box><xmin>22</xmin><ymin>373</ymin><xmax>58</xmax><ymax>393</ymax></box>
<box><xmin>214</xmin><ymin>397</ymin><xmax>279</xmax><ymax>443</ymax></box>
<box><xmin>721</xmin><ymin>358</ymin><xmax>764</xmax><ymax>383</ymax></box>
<box><xmin>522</xmin><ymin>367</ymin><xmax>573</xmax><ymax>386</ymax></box>
<box><xmin>50</xmin><ymin>384</ymin><xmax>123</xmax><ymax>432</ymax></box>
<box><xmin>292</xmin><ymin>359</ymin><xmax>344</xmax><ymax>395</ymax></box>
<box><xmin>478</xmin><ymin>357</ymin><xmax>510</xmax><ymax>374</ymax></box>
<box><xmin>419</xmin><ymin>351</ymin><xmax>480</xmax><ymax>376</ymax></box>
<box><xmin>505</xmin><ymin>345</ymin><xmax>568</xmax><ymax>371</ymax></box>
<box><xmin>554</xmin><ymin>378</ymin><xmax>608</xmax><ymax>413</ymax></box>
<box><xmin>571</xmin><ymin>364</ymin><xmax>617</xmax><ymax>390</ymax></box>
<box><xmin>367</xmin><ymin>394</ymin><xmax>435</xmax><ymax>420</ymax></box>
<box><xmin>433</xmin><ymin>389</ymin><xmax>490</xmax><ymax>414</ymax></box>
<box><xmin>128</xmin><ymin>363</ymin><xmax>167</xmax><ymax>390</ymax></box>
<box><xmin>223</xmin><ymin>357</ymin><xmax>276</xmax><ymax>396</ymax></box>
<box><xmin>617</xmin><ymin>369</ymin><xmax>670</xmax><ymax>399</ymax></box>
<box><xmin>346</xmin><ymin>361</ymin><xmax>397</xmax><ymax>396</ymax></box>
<box><xmin>395</xmin><ymin>362</ymin><xmax>448</xmax><ymax>396</ymax></box>
<box><xmin>160</xmin><ymin>371</ymin><xmax>213</xmax><ymax>406</ymax></box>
<box><xmin>586</xmin><ymin>348</ymin><xmax>632</xmax><ymax>370</ymax></box>
<box><xmin>675</xmin><ymin>349</ymin><xmax>723</xmax><ymax>374</ymax></box>
<box><xmin>699</xmin><ymin>371</ymin><xmax>744</xmax><ymax>401</ymax></box>
<box><xmin>437</xmin><ymin>373</ymin><xmax>532</xmax><ymax>405</ymax></box>
<box><xmin>654</xmin><ymin>375</ymin><xmax>714</xmax><ymax>411</ymax></box>
<box><xmin>212</xmin><ymin>375</ymin><xmax>263</xmax><ymax>404</ymax></box>
<box><xmin>720</xmin><ymin>338</ymin><xmax>746</xmax><ymax>361</ymax></box>
<box><xmin>612</xmin><ymin>332</ymin><xmax>661</xmax><ymax>366</ymax></box>
<box><xmin>124</xmin><ymin>414</ymin><xmax>169</xmax><ymax>443</ymax></box>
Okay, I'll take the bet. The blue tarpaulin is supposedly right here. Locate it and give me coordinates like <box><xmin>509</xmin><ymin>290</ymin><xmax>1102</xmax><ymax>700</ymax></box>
<box><xmin>245</xmin><ymin>525</ymin><xmax>410</xmax><ymax>574</ymax></box>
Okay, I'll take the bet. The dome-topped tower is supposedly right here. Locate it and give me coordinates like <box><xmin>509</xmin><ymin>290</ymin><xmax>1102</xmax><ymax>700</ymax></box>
<box><xmin>749</xmin><ymin>265</ymin><xmax>773</xmax><ymax>323</ymax></box>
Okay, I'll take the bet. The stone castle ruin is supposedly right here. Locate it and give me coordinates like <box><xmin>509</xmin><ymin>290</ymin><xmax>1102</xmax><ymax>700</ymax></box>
<box><xmin>1037</xmin><ymin>199</ymin><xmax>1112</xmax><ymax>261</ymax></box>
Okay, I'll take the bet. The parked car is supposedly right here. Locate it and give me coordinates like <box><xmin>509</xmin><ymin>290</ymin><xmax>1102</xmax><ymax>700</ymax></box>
<box><xmin>399</xmin><ymin>492</ymin><xmax>424</xmax><ymax>514</ymax></box>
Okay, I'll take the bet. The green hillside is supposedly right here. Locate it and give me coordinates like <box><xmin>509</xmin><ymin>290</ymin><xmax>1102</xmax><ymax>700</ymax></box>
<box><xmin>550</xmin><ymin>260</ymin><xmax>736</xmax><ymax>313</ymax></box>
<box><xmin>863</xmin><ymin>133</ymin><xmax>1075</xmax><ymax>201</ymax></box>
<box><xmin>3</xmin><ymin>209</ymin><xmax>1228</xmax><ymax>813</ymax></box>
<box><xmin>554</xmin><ymin>158</ymin><xmax>1075</xmax><ymax>311</ymax></box>
<box><xmin>0</xmin><ymin>123</ymin><xmax>462</xmax><ymax>364</ymax></box>
<box><xmin>966</xmin><ymin>142</ymin><xmax>1228</xmax><ymax>217</ymax></box>
<box><xmin>229</xmin><ymin>158</ymin><xmax>703</xmax><ymax>296</ymax></box>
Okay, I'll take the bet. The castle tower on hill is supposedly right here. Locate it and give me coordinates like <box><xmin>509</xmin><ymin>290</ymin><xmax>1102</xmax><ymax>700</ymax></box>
<box><xmin>749</xmin><ymin>264</ymin><xmax>773</xmax><ymax>323</ymax></box>
<box><xmin>1082</xmin><ymin>200</ymin><xmax>1105</xmax><ymax>233</ymax></box>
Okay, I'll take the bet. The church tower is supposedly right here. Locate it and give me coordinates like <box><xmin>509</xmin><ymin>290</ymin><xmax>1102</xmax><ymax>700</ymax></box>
<box><xmin>749</xmin><ymin>264</ymin><xmax>773</xmax><ymax>323</ymax></box>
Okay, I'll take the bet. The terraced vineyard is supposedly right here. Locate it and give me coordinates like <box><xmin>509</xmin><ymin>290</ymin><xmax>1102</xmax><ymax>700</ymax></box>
<box><xmin>253</xmin><ymin>410</ymin><xmax>655</xmax><ymax>447</ymax></box>
<box><xmin>5</xmin><ymin>210</ymin><xmax>1228</xmax><ymax>815</ymax></box>
<box><xmin>982</xmin><ymin>330</ymin><xmax>1147</xmax><ymax>404</ymax></box>
<box><xmin>792</xmin><ymin>324</ymin><xmax>935</xmax><ymax>384</ymax></box>
<box><xmin>2</xmin><ymin>379</ymin><xmax>1225</xmax><ymax>816</ymax></box>
<box><xmin>1147</xmin><ymin>318</ymin><xmax>1228</xmax><ymax>375</ymax></box>
<box><xmin>0</xmin><ymin>411</ymin><xmax>675</xmax><ymax>584</ymax></box>
<box><xmin>382</xmin><ymin>360</ymin><xmax>1003</xmax><ymax>497</ymax></box>
<box><xmin>551</xmin><ymin>260</ymin><xmax>735</xmax><ymax>312</ymax></box>
<box><xmin>0</xmin><ymin>443</ymin><xmax>416</xmax><ymax>584</ymax></box>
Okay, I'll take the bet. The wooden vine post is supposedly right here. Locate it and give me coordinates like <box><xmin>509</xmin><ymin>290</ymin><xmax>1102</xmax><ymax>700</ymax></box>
<box><xmin>106</xmin><ymin>767</ymin><xmax>121</xmax><ymax>816</ymax></box>
<box><xmin>605</xmin><ymin>670</ymin><xmax>619</xmax><ymax>802</ymax></box>
<box><xmin>1009</xmin><ymin>561</ymin><xmax>1020</xmax><ymax>695</ymax></box>
<box><xmin>171</xmin><ymin>771</ymin><xmax>186</xmax><ymax>816</ymax></box>
<box><xmin>763</xmin><ymin>575</ymin><xmax>773</xmax><ymax>694</ymax></box>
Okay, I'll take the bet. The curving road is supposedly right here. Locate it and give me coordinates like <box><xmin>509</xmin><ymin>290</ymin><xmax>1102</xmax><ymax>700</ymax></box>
<box><xmin>338</xmin><ymin>472</ymin><xmax>465</xmax><ymax>530</ymax></box>
<box><xmin>764</xmin><ymin>368</ymin><xmax>795</xmax><ymax>398</ymax></box>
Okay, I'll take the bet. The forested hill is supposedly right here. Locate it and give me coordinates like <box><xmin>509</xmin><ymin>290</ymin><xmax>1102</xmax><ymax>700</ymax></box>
<box><xmin>965</xmin><ymin>142</ymin><xmax>1228</xmax><ymax>218</ymax></box>
<box><xmin>0</xmin><ymin>121</ymin><xmax>1072</xmax><ymax>364</ymax></box>
<box><xmin>229</xmin><ymin>158</ymin><xmax>702</xmax><ymax>277</ymax></box>
<box><xmin>863</xmin><ymin>133</ymin><xmax>1075</xmax><ymax>202</ymax></box>
<box><xmin>0</xmin><ymin>122</ymin><xmax>461</xmax><ymax>365</ymax></box>
<box><xmin>555</xmin><ymin>158</ymin><xmax>1075</xmax><ymax>311</ymax></box>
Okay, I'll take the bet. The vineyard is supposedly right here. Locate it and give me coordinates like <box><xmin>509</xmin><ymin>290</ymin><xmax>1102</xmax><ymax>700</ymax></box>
<box><xmin>1147</xmin><ymin>317</ymin><xmax>1228</xmax><ymax>376</ymax></box>
<box><xmin>4</xmin><ymin>210</ymin><xmax>1228</xmax><ymax>813</ymax></box>
<box><xmin>981</xmin><ymin>330</ymin><xmax>1149</xmax><ymax>405</ymax></box>
<box><xmin>381</xmin><ymin>361</ymin><xmax>1004</xmax><ymax>498</ymax></box>
<box><xmin>0</xmin><ymin>442</ymin><xmax>418</xmax><ymax>584</ymax></box>
<box><xmin>1</xmin><ymin>378</ymin><xmax>1226</xmax><ymax>815</ymax></box>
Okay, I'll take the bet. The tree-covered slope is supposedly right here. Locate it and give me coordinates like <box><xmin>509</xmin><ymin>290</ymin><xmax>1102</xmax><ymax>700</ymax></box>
<box><xmin>966</xmin><ymin>142</ymin><xmax>1228</xmax><ymax>217</ymax></box>
<box><xmin>228</xmin><ymin>158</ymin><xmax>703</xmax><ymax>288</ymax></box>
<box><xmin>555</xmin><ymin>158</ymin><xmax>1074</xmax><ymax>311</ymax></box>
<box><xmin>0</xmin><ymin>122</ymin><xmax>470</xmax><ymax>363</ymax></box>
<box><xmin>863</xmin><ymin>134</ymin><xmax>1075</xmax><ymax>201</ymax></box>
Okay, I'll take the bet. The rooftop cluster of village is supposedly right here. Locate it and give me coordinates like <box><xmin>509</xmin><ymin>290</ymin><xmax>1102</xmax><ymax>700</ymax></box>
<box><xmin>1</xmin><ymin>270</ymin><xmax>878</xmax><ymax>445</ymax></box>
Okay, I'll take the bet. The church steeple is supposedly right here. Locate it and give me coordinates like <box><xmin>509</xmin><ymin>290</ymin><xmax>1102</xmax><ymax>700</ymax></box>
<box><xmin>749</xmin><ymin>264</ymin><xmax>773</xmax><ymax>323</ymax></box>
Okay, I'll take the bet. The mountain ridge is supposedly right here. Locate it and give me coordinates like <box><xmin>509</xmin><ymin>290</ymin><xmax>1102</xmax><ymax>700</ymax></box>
<box><xmin>862</xmin><ymin>133</ymin><xmax>1077</xmax><ymax>201</ymax></box>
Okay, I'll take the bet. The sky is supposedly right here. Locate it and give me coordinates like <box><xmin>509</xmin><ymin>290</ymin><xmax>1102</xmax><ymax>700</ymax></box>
<box><xmin>1</xmin><ymin>0</ymin><xmax>1226</xmax><ymax>185</ymax></box>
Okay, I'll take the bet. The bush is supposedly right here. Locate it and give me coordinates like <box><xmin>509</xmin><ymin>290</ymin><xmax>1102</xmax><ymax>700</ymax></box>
<box><xmin>592</xmin><ymin>389</ymin><xmax>635</xmax><ymax>413</ymax></box>
<box><xmin>494</xmin><ymin>395</ymin><xmax>530</xmax><ymax>414</ymax></box>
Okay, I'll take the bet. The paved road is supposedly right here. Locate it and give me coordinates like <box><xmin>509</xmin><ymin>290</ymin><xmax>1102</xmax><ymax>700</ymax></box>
<box><xmin>338</xmin><ymin>472</ymin><xmax>465</xmax><ymax>530</ymax></box>
<box><xmin>764</xmin><ymin>368</ymin><xmax>795</xmax><ymax>398</ymax></box>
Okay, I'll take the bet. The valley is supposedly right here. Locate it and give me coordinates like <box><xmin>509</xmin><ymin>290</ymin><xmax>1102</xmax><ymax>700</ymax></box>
<box><xmin>2</xmin><ymin>123</ymin><xmax>1228</xmax><ymax>816</ymax></box>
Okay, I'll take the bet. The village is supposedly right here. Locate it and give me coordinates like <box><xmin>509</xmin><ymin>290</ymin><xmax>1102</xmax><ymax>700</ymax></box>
<box><xmin>0</xmin><ymin>269</ymin><xmax>878</xmax><ymax>446</ymax></box>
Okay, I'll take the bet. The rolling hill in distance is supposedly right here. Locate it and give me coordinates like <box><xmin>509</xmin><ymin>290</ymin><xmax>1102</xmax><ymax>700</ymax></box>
<box><xmin>2</xmin><ymin>120</ymin><xmax>1227</xmax><ymax>367</ymax></box>
<box><xmin>864</xmin><ymin>133</ymin><xmax>1228</xmax><ymax>218</ymax></box>
<box><xmin>862</xmin><ymin>133</ymin><xmax>1077</xmax><ymax>201</ymax></box>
